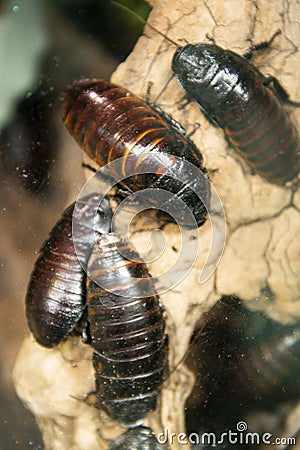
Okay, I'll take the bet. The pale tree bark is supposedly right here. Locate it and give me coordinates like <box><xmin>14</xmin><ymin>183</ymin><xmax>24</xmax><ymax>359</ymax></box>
<box><xmin>13</xmin><ymin>0</ymin><xmax>300</xmax><ymax>449</ymax></box>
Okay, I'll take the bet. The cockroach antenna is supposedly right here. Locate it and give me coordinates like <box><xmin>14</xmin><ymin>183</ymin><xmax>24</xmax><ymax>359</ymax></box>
<box><xmin>111</xmin><ymin>0</ymin><xmax>180</xmax><ymax>48</ymax></box>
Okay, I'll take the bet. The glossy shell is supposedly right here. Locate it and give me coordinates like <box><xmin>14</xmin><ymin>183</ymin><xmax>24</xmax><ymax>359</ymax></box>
<box><xmin>25</xmin><ymin>193</ymin><xmax>112</xmax><ymax>347</ymax></box>
<box><xmin>62</xmin><ymin>78</ymin><xmax>210</xmax><ymax>228</ymax></box>
<box><xmin>172</xmin><ymin>43</ymin><xmax>300</xmax><ymax>185</ymax></box>
<box><xmin>87</xmin><ymin>233</ymin><xmax>168</xmax><ymax>426</ymax></box>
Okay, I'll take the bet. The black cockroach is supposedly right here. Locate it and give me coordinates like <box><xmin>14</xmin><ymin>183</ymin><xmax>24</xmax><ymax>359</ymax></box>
<box><xmin>25</xmin><ymin>193</ymin><xmax>112</xmax><ymax>348</ymax></box>
<box><xmin>26</xmin><ymin>210</ymin><xmax>168</xmax><ymax>426</ymax></box>
<box><xmin>172</xmin><ymin>33</ymin><xmax>300</xmax><ymax>185</ymax></box>
<box><xmin>185</xmin><ymin>297</ymin><xmax>300</xmax><ymax>442</ymax></box>
<box><xmin>112</xmin><ymin>2</ymin><xmax>300</xmax><ymax>185</ymax></box>
<box><xmin>62</xmin><ymin>78</ymin><xmax>210</xmax><ymax>228</ymax></box>
<box><xmin>108</xmin><ymin>426</ymin><xmax>164</xmax><ymax>450</ymax></box>
<box><xmin>86</xmin><ymin>232</ymin><xmax>168</xmax><ymax>426</ymax></box>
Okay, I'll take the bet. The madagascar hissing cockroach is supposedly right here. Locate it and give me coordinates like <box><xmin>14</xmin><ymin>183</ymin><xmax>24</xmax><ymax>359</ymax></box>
<box><xmin>185</xmin><ymin>297</ymin><xmax>300</xmax><ymax>440</ymax></box>
<box><xmin>235</xmin><ymin>327</ymin><xmax>300</xmax><ymax>400</ymax></box>
<box><xmin>62</xmin><ymin>78</ymin><xmax>210</xmax><ymax>229</ymax></box>
<box><xmin>25</xmin><ymin>193</ymin><xmax>112</xmax><ymax>348</ymax></box>
<box><xmin>26</xmin><ymin>199</ymin><xmax>168</xmax><ymax>427</ymax></box>
<box><xmin>172</xmin><ymin>33</ymin><xmax>300</xmax><ymax>185</ymax></box>
<box><xmin>111</xmin><ymin>2</ymin><xmax>300</xmax><ymax>185</ymax></box>
<box><xmin>108</xmin><ymin>426</ymin><xmax>164</xmax><ymax>450</ymax></box>
<box><xmin>86</xmin><ymin>232</ymin><xmax>168</xmax><ymax>426</ymax></box>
